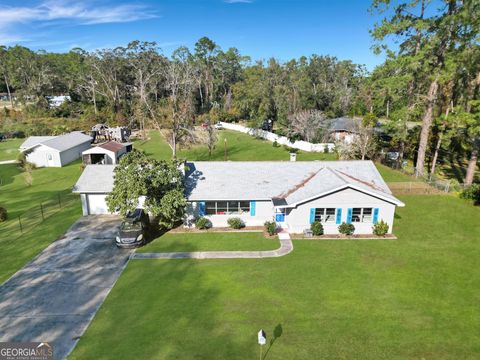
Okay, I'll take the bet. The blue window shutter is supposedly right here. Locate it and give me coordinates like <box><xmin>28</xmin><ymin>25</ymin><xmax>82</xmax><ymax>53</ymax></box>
<box><xmin>336</xmin><ymin>208</ymin><xmax>342</xmax><ymax>224</ymax></box>
<box><xmin>309</xmin><ymin>208</ymin><xmax>315</xmax><ymax>224</ymax></box>
<box><xmin>346</xmin><ymin>208</ymin><xmax>353</xmax><ymax>224</ymax></box>
<box><xmin>373</xmin><ymin>208</ymin><xmax>379</xmax><ymax>224</ymax></box>
<box><xmin>250</xmin><ymin>201</ymin><xmax>256</xmax><ymax>216</ymax></box>
<box><xmin>198</xmin><ymin>202</ymin><xmax>206</xmax><ymax>216</ymax></box>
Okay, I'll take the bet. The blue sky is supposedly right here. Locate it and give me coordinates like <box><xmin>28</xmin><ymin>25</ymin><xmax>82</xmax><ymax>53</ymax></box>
<box><xmin>0</xmin><ymin>0</ymin><xmax>399</xmax><ymax>70</ymax></box>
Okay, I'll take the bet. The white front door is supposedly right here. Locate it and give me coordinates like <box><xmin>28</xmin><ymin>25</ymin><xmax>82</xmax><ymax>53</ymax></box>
<box><xmin>46</xmin><ymin>153</ymin><xmax>55</xmax><ymax>166</ymax></box>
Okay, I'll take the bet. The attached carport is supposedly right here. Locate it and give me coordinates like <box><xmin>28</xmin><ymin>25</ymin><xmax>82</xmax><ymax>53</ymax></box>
<box><xmin>80</xmin><ymin>193</ymin><xmax>109</xmax><ymax>215</ymax></box>
<box><xmin>73</xmin><ymin>165</ymin><xmax>115</xmax><ymax>215</ymax></box>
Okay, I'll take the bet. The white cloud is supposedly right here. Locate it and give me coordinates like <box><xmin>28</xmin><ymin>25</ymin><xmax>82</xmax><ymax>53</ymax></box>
<box><xmin>0</xmin><ymin>0</ymin><xmax>158</xmax><ymax>44</ymax></box>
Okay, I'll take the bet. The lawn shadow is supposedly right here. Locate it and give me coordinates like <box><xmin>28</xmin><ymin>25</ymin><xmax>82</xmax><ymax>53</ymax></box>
<box><xmin>70</xmin><ymin>240</ymin><xmax>252</xmax><ymax>359</ymax></box>
<box><xmin>262</xmin><ymin>323</ymin><xmax>283</xmax><ymax>360</ymax></box>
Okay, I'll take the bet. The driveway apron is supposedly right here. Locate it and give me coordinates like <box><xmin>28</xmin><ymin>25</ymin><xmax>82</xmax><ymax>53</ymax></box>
<box><xmin>0</xmin><ymin>215</ymin><xmax>131</xmax><ymax>360</ymax></box>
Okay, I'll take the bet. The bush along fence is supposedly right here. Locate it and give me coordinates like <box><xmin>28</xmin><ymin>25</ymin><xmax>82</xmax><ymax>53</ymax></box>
<box><xmin>3</xmin><ymin>190</ymin><xmax>78</xmax><ymax>240</ymax></box>
<box><xmin>219</xmin><ymin>122</ymin><xmax>335</xmax><ymax>153</ymax></box>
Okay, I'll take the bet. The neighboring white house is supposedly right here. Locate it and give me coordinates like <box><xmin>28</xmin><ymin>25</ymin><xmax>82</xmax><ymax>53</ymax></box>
<box><xmin>82</xmin><ymin>141</ymin><xmax>133</xmax><ymax>165</ymax></box>
<box><xmin>20</xmin><ymin>132</ymin><xmax>92</xmax><ymax>167</ymax></box>
<box><xmin>47</xmin><ymin>95</ymin><xmax>71</xmax><ymax>108</ymax></box>
<box><xmin>327</xmin><ymin>117</ymin><xmax>359</xmax><ymax>144</ymax></box>
<box><xmin>72</xmin><ymin>160</ymin><xmax>404</xmax><ymax>234</ymax></box>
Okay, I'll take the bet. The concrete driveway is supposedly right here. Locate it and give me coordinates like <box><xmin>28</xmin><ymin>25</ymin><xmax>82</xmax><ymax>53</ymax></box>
<box><xmin>0</xmin><ymin>215</ymin><xmax>132</xmax><ymax>360</ymax></box>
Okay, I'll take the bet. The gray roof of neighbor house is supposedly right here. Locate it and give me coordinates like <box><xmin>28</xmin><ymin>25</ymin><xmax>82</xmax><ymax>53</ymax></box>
<box><xmin>72</xmin><ymin>165</ymin><xmax>115</xmax><ymax>193</ymax></box>
<box><xmin>73</xmin><ymin>161</ymin><xmax>404</xmax><ymax>207</ymax></box>
<box><xmin>20</xmin><ymin>136</ymin><xmax>56</xmax><ymax>150</ymax></box>
<box><xmin>20</xmin><ymin>132</ymin><xmax>92</xmax><ymax>152</ymax></box>
<box><xmin>42</xmin><ymin>132</ymin><xmax>92</xmax><ymax>152</ymax></box>
<box><xmin>185</xmin><ymin>161</ymin><xmax>404</xmax><ymax>206</ymax></box>
<box><xmin>327</xmin><ymin>117</ymin><xmax>359</xmax><ymax>132</ymax></box>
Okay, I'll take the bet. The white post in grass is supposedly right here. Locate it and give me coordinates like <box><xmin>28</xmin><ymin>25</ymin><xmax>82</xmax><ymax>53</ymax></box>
<box><xmin>258</xmin><ymin>329</ymin><xmax>266</xmax><ymax>360</ymax></box>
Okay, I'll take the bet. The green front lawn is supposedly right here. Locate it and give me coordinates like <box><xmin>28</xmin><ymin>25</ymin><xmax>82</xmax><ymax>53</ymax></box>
<box><xmin>71</xmin><ymin>195</ymin><xmax>480</xmax><ymax>359</ymax></box>
<box><xmin>138</xmin><ymin>232</ymin><xmax>279</xmax><ymax>253</ymax></box>
<box><xmin>134</xmin><ymin>130</ymin><xmax>337</xmax><ymax>161</ymax></box>
<box><xmin>0</xmin><ymin>138</ymin><xmax>22</xmax><ymax>161</ymax></box>
<box><xmin>0</xmin><ymin>161</ymin><xmax>83</xmax><ymax>282</ymax></box>
<box><xmin>375</xmin><ymin>163</ymin><xmax>419</xmax><ymax>183</ymax></box>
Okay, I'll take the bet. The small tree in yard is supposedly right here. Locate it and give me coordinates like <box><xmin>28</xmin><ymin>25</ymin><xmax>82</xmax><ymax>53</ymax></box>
<box><xmin>106</xmin><ymin>150</ymin><xmax>186</xmax><ymax>229</ymax></box>
<box><xmin>310</xmin><ymin>221</ymin><xmax>324</xmax><ymax>236</ymax></box>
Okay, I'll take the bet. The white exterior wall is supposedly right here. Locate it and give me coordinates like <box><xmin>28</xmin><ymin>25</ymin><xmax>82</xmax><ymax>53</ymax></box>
<box><xmin>284</xmin><ymin>188</ymin><xmax>396</xmax><ymax>234</ymax></box>
<box><xmin>83</xmin><ymin>193</ymin><xmax>109</xmax><ymax>215</ymax></box>
<box><xmin>80</xmin><ymin>193</ymin><xmax>143</xmax><ymax>215</ymax></box>
<box><xmin>59</xmin><ymin>141</ymin><xmax>91</xmax><ymax>166</ymax></box>
<box><xmin>26</xmin><ymin>145</ymin><xmax>61</xmax><ymax>167</ymax></box>
<box><xmin>186</xmin><ymin>200</ymin><xmax>274</xmax><ymax>227</ymax></box>
<box><xmin>80</xmin><ymin>194</ymin><xmax>89</xmax><ymax>216</ymax></box>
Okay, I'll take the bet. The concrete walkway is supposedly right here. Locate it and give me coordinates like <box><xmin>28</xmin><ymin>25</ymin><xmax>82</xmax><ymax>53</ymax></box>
<box><xmin>0</xmin><ymin>215</ymin><xmax>130</xmax><ymax>360</ymax></box>
<box><xmin>131</xmin><ymin>233</ymin><xmax>293</xmax><ymax>260</ymax></box>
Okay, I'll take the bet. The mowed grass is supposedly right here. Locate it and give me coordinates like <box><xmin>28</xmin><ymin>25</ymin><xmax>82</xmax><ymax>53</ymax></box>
<box><xmin>0</xmin><ymin>161</ymin><xmax>83</xmax><ymax>282</ymax></box>
<box><xmin>71</xmin><ymin>195</ymin><xmax>480</xmax><ymax>359</ymax></box>
<box><xmin>134</xmin><ymin>130</ymin><xmax>337</xmax><ymax>161</ymax></box>
<box><xmin>138</xmin><ymin>232</ymin><xmax>279</xmax><ymax>253</ymax></box>
<box><xmin>0</xmin><ymin>138</ymin><xmax>22</xmax><ymax>161</ymax></box>
<box><xmin>376</xmin><ymin>163</ymin><xmax>419</xmax><ymax>183</ymax></box>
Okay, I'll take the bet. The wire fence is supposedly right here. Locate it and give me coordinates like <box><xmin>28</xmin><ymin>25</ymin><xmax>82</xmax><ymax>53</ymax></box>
<box><xmin>381</xmin><ymin>158</ymin><xmax>467</xmax><ymax>194</ymax></box>
<box><xmin>1</xmin><ymin>190</ymin><xmax>78</xmax><ymax>240</ymax></box>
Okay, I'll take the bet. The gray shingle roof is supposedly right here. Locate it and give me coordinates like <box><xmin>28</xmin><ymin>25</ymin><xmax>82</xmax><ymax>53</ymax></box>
<box><xmin>73</xmin><ymin>161</ymin><xmax>404</xmax><ymax>206</ymax></box>
<box><xmin>73</xmin><ymin>165</ymin><xmax>115</xmax><ymax>193</ymax></box>
<box><xmin>327</xmin><ymin>117</ymin><xmax>359</xmax><ymax>132</ymax></box>
<box><xmin>185</xmin><ymin>161</ymin><xmax>403</xmax><ymax>206</ymax></box>
<box><xmin>42</xmin><ymin>132</ymin><xmax>92</xmax><ymax>152</ymax></box>
<box><xmin>20</xmin><ymin>136</ymin><xmax>56</xmax><ymax>150</ymax></box>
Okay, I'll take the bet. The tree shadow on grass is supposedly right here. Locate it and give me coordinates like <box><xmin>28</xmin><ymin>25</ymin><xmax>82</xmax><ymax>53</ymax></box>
<box><xmin>71</xmin><ymin>243</ymin><xmax>251</xmax><ymax>359</ymax></box>
<box><xmin>262</xmin><ymin>323</ymin><xmax>283</xmax><ymax>360</ymax></box>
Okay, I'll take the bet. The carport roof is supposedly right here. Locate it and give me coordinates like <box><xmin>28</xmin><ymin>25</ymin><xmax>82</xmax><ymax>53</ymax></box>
<box><xmin>73</xmin><ymin>165</ymin><xmax>115</xmax><ymax>193</ymax></box>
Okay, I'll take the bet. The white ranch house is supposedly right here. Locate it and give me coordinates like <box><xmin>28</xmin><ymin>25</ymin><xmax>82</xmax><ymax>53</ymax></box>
<box><xmin>73</xmin><ymin>160</ymin><xmax>404</xmax><ymax>234</ymax></box>
<box><xmin>20</xmin><ymin>132</ymin><xmax>92</xmax><ymax>167</ymax></box>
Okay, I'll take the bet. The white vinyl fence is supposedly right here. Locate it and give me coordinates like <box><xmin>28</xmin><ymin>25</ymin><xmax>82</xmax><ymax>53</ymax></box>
<box><xmin>220</xmin><ymin>122</ymin><xmax>335</xmax><ymax>153</ymax></box>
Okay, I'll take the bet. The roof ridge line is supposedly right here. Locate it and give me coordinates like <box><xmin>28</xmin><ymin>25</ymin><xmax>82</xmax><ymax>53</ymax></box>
<box><xmin>275</xmin><ymin>167</ymin><xmax>324</xmax><ymax>199</ymax></box>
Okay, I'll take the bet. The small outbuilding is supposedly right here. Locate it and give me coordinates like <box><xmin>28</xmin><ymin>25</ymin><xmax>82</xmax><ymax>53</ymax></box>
<box><xmin>82</xmin><ymin>141</ymin><xmax>132</xmax><ymax>165</ymax></box>
<box><xmin>20</xmin><ymin>132</ymin><xmax>92</xmax><ymax>168</ymax></box>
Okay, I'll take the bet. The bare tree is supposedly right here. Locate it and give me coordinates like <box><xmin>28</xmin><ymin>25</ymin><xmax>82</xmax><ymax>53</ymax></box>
<box><xmin>287</xmin><ymin>109</ymin><xmax>327</xmax><ymax>142</ymax></box>
<box><xmin>161</xmin><ymin>47</ymin><xmax>197</xmax><ymax>158</ymax></box>
<box><xmin>126</xmin><ymin>41</ymin><xmax>165</xmax><ymax>139</ymax></box>
<box><xmin>336</xmin><ymin>120</ymin><xmax>377</xmax><ymax>160</ymax></box>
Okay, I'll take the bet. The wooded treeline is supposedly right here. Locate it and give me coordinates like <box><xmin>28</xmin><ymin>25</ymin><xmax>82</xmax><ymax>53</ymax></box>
<box><xmin>0</xmin><ymin>0</ymin><xmax>478</xmax><ymax>183</ymax></box>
